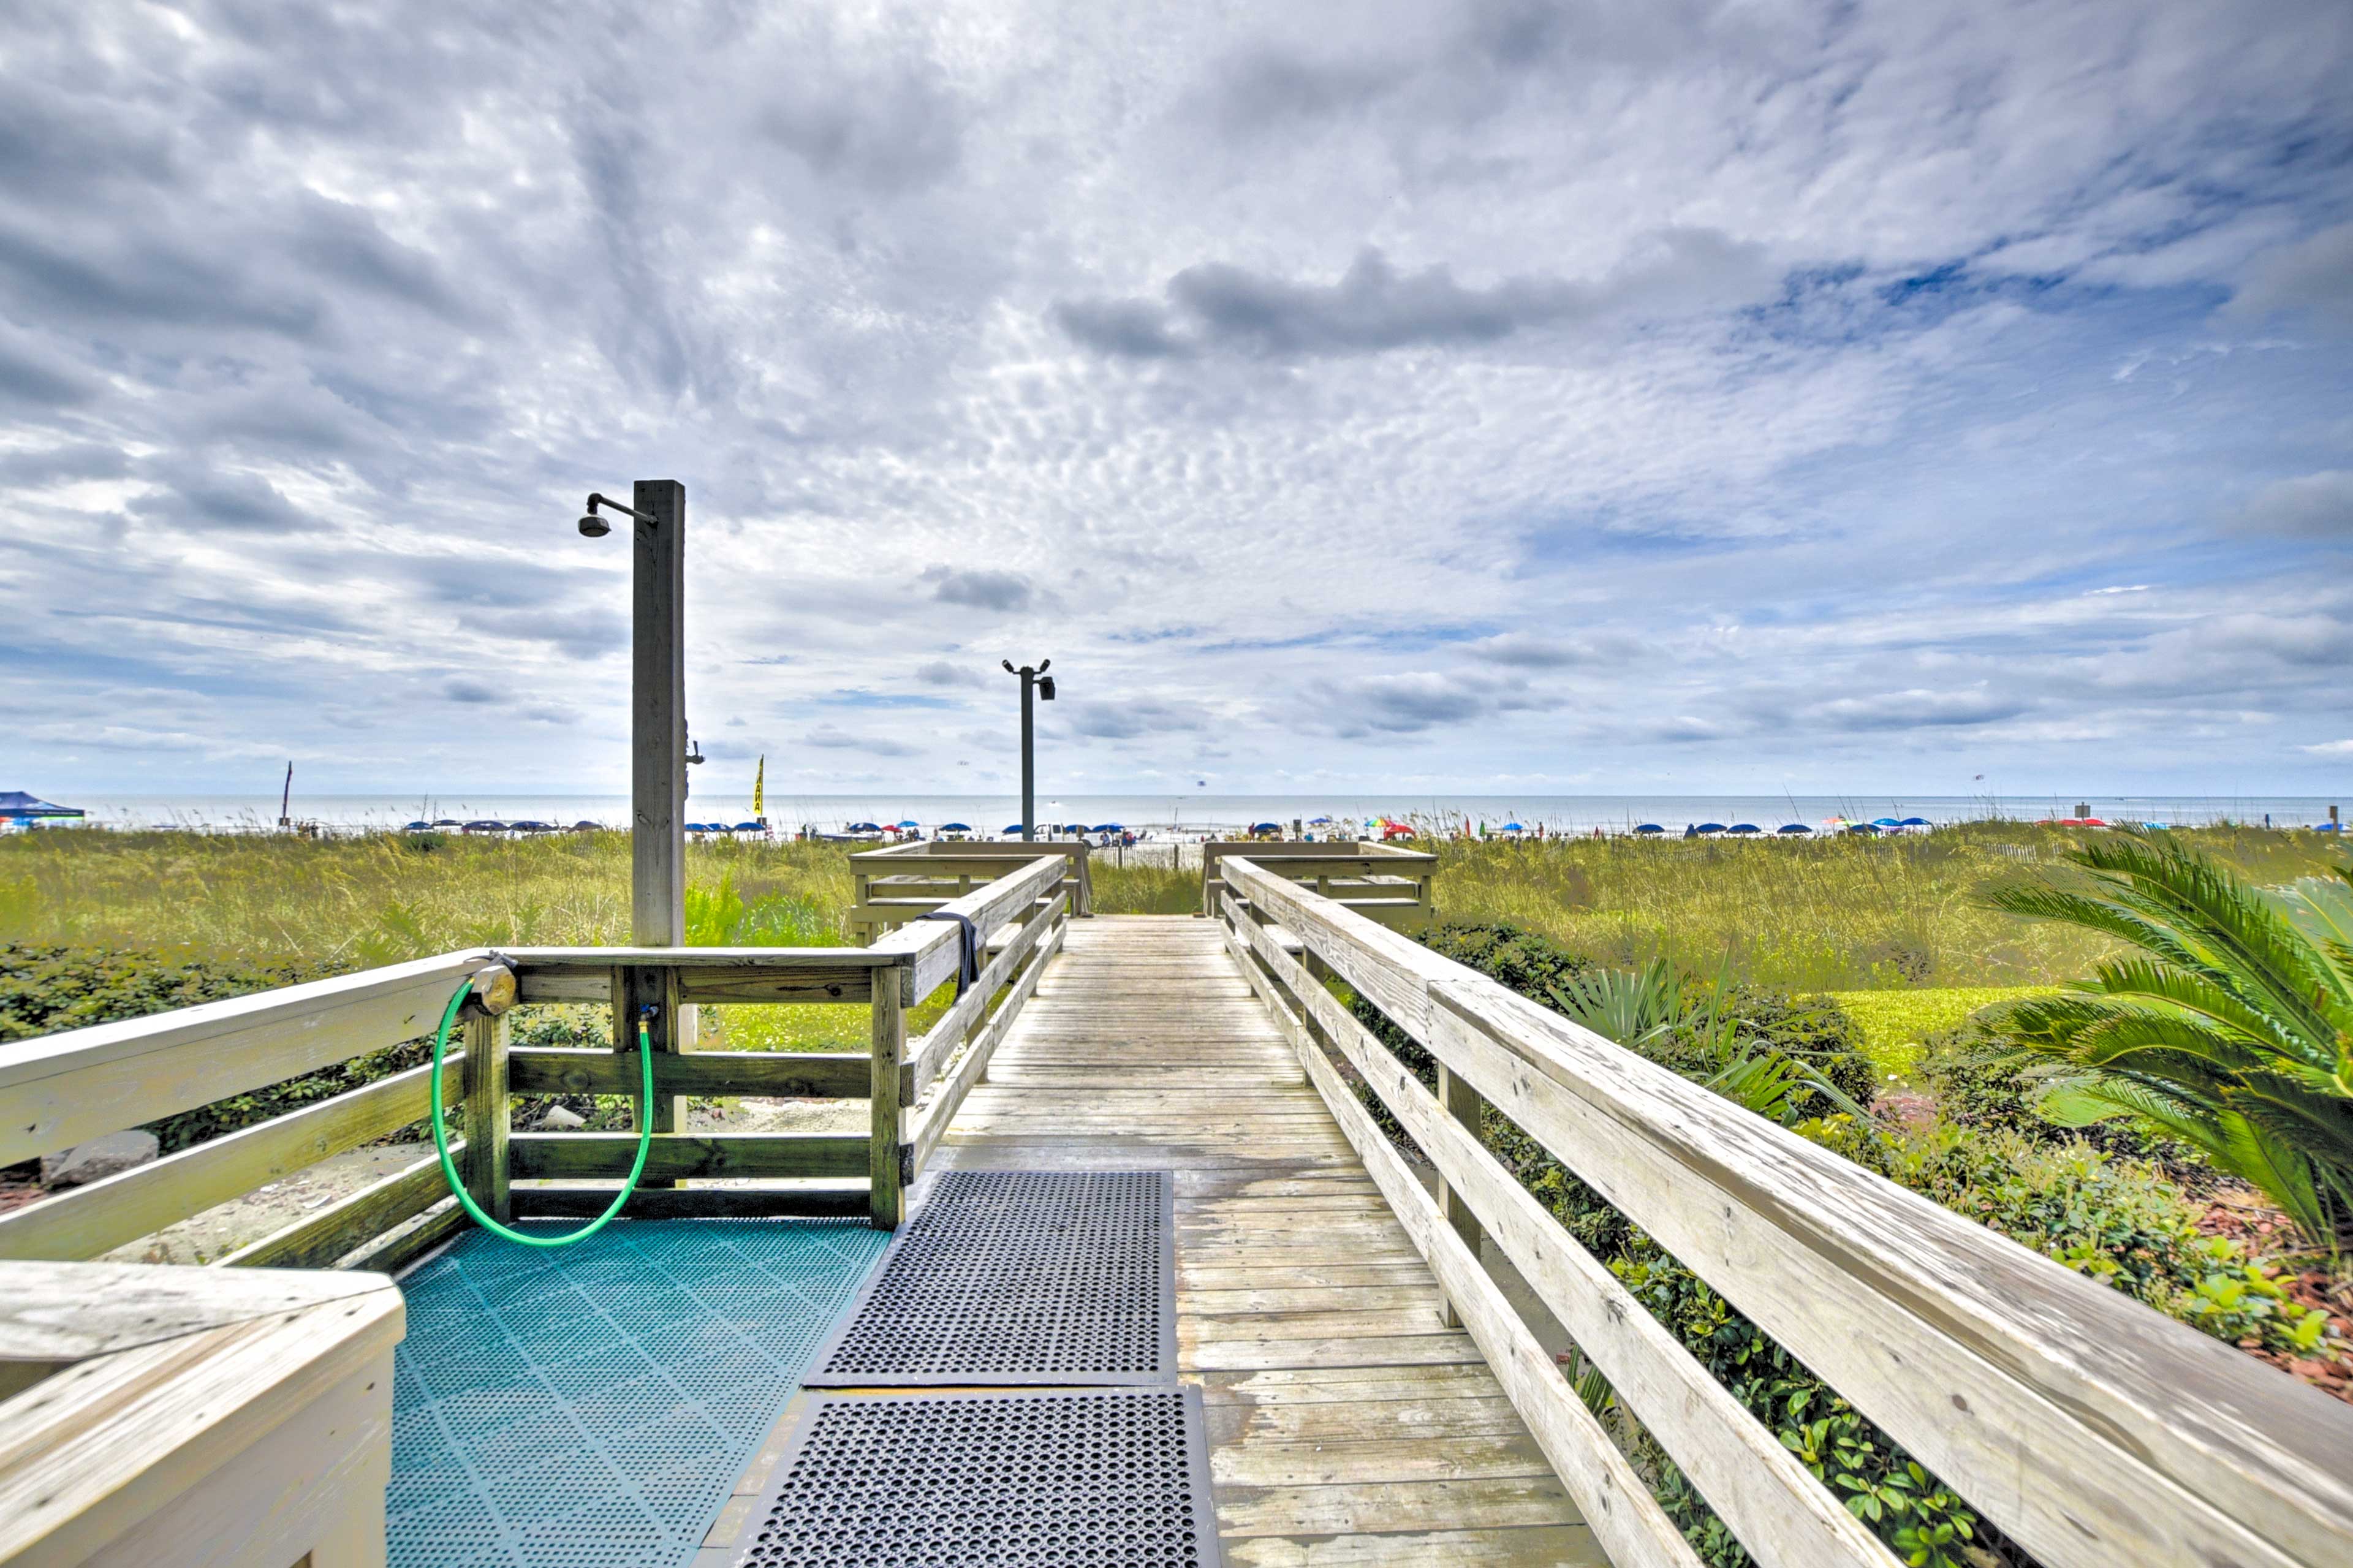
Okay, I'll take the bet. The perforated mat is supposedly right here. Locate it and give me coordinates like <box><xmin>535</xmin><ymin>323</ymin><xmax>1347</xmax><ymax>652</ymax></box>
<box><xmin>389</xmin><ymin>1218</ymin><xmax>890</xmax><ymax>1568</ymax></box>
<box><xmin>803</xmin><ymin>1169</ymin><xmax>1175</xmax><ymax>1386</ymax></box>
<box><xmin>736</xmin><ymin>1388</ymin><xmax>1222</xmax><ymax>1566</ymax></box>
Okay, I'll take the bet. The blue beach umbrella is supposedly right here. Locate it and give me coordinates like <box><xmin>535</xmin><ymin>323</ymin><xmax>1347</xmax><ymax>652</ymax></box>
<box><xmin>1776</xmin><ymin>824</ymin><xmax>1810</xmax><ymax>835</ymax></box>
<box><xmin>402</xmin><ymin>820</ymin><xmax>432</xmax><ymax>831</ymax></box>
<box><xmin>1848</xmin><ymin>823</ymin><xmax>1882</xmax><ymax>835</ymax></box>
<box><xmin>1899</xmin><ymin>817</ymin><xmax>1930</xmax><ymax>827</ymax></box>
<box><xmin>896</xmin><ymin>819</ymin><xmax>919</xmax><ymax>827</ymax></box>
<box><xmin>1091</xmin><ymin>822</ymin><xmax>1124</xmax><ymax>831</ymax></box>
<box><xmin>1728</xmin><ymin>824</ymin><xmax>1760</xmax><ymax>834</ymax></box>
<box><xmin>1003</xmin><ymin>823</ymin><xmax>1026</xmax><ymax>833</ymax></box>
<box><xmin>848</xmin><ymin>821</ymin><xmax>882</xmax><ymax>831</ymax></box>
<box><xmin>1871</xmin><ymin>817</ymin><xmax>1902</xmax><ymax>827</ymax></box>
<box><xmin>940</xmin><ymin>822</ymin><xmax>972</xmax><ymax>831</ymax></box>
<box><xmin>732</xmin><ymin>821</ymin><xmax>763</xmax><ymax>831</ymax></box>
<box><xmin>1308</xmin><ymin>816</ymin><xmax>1333</xmax><ymax>825</ymax></box>
<box><xmin>1634</xmin><ymin>824</ymin><xmax>1664</xmax><ymax>834</ymax></box>
<box><xmin>1696</xmin><ymin>822</ymin><xmax>1727</xmax><ymax>833</ymax></box>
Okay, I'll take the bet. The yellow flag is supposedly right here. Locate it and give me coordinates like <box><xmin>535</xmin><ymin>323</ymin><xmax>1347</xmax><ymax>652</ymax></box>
<box><xmin>752</xmin><ymin>756</ymin><xmax>765</xmax><ymax>820</ymax></box>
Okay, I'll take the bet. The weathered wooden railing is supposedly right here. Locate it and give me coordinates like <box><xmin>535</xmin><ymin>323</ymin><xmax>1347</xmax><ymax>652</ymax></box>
<box><xmin>1217</xmin><ymin>854</ymin><xmax>2353</xmax><ymax>1568</ymax></box>
<box><xmin>850</xmin><ymin>838</ymin><xmax>1090</xmax><ymax>940</ymax></box>
<box><xmin>1200</xmin><ymin>838</ymin><xmax>1436</xmax><ymax>927</ymax></box>
<box><xmin>0</xmin><ymin>854</ymin><xmax>1069</xmax><ymax>1278</ymax></box>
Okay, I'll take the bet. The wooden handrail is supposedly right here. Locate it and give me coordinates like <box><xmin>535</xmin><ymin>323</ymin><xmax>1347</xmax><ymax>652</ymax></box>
<box><xmin>0</xmin><ymin>949</ymin><xmax>490</xmax><ymax>1167</ymax></box>
<box><xmin>1219</xmin><ymin>855</ymin><xmax>2353</xmax><ymax>1568</ymax></box>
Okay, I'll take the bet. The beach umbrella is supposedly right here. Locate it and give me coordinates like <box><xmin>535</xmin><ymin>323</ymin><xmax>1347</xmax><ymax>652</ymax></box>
<box><xmin>1728</xmin><ymin>824</ymin><xmax>1760</xmax><ymax>834</ymax></box>
<box><xmin>895</xmin><ymin>819</ymin><xmax>919</xmax><ymax>827</ymax></box>
<box><xmin>510</xmin><ymin>820</ymin><xmax>553</xmax><ymax>833</ymax></box>
<box><xmin>1634</xmin><ymin>823</ymin><xmax>1664</xmax><ymax>834</ymax></box>
<box><xmin>1847</xmin><ymin>823</ymin><xmax>1881</xmax><ymax>835</ymax></box>
<box><xmin>1251</xmin><ymin>821</ymin><xmax>1279</xmax><ymax>832</ymax></box>
<box><xmin>2082</xmin><ymin>817</ymin><xmax>2110</xmax><ymax>827</ymax></box>
<box><xmin>1091</xmin><ymin>822</ymin><xmax>1125</xmax><ymax>831</ymax></box>
<box><xmin>570</xmin><ymin>821</ymin><xmax>602</xmax><ymax>831</ymax></box>
<box><xmin>1696</xmin><ymin>822</ymin><xmax>1726</xmax><ymax>833</ymax></box>
<box><xmin>732</xmin><ymin>821</ymin><xmax>763</xmax><ymax>831</ymax></box>
<box><xmin>1776</xmin><ymin>824</ymin><xmax>1811</xmax><ymax>835</ymax></box>
<box><xmin>463</xmin><ymin>820</ymin><xmax>506</xmax><ymax>833</ymax></box>
<box><xmin>848</xmin><ymin>821</ymin><xmax>882</xmax><ymax>831</ymax></box>
<box><xmin>940</xmin><ymin>822</ymin><xmax>972</xmax><ymax>831</ymax></box>
<box><xmin>1898</xmin><ymin>817</ymin><xmax>1930</xmax><ymax>827</ymax></box>
<box><xmin>402</xmin><ymin>820</ymin><xmax>432</xmax><ymax>831</ymax></box>
<box><xmin>434</xmin><ymin>818</ymin><xmax>461</xmax><ymax>827</ymax></box>
<box><xmin>1871</xmin><ymin>817</ymin><xmax>1901</xmax><ymax>828</ymax></box>
<box><xmin>1003</xmin><ymin>823</ymin><xmax>1025</xmax><ymax>833</ymax></box>
<box><xmin>1308</xmin><ymin>816</ymin><xmax>1333</xmax><ymax>825</ymax></box>
<box><xmin>1501</xmin><ymin>822</ymin><xmax>1525</xmax><ymax>832</ymax></box>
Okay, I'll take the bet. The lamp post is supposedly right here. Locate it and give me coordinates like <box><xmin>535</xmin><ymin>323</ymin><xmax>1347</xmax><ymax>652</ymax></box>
<box><xmin>1001</xmin><ymin>658</ymin><xmax>1055</xmax><ymax>842</ymax></box>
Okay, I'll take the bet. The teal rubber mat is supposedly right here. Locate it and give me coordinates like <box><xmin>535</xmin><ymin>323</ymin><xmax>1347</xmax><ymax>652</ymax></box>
<box><xmin>388</xmin><ymin>1218</ymin><xmax>889</xmax><ymax>1568</ymax></box>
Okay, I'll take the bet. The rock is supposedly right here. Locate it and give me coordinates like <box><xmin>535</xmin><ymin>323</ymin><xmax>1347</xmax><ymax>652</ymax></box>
<box><xmin>539</xmin><ymin>1105</ymin><xmax>588</xmax><ymax>1131</ymax></box>
<box><xmin>41</xmin><ymin>1130</ymin><xmax>161</xmax><ymax>1189</ymax></box>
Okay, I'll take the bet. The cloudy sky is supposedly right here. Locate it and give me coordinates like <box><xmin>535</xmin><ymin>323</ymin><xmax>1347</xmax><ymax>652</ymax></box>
<box><xmin>4</xmin><ymin>1</ymin><xmax>2349</xmax><ymax>801</ymax></box>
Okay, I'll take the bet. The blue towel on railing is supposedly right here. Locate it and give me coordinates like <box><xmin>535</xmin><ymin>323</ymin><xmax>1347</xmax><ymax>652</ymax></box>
<box><xmin>917</xmin><ymin>910</ymin><xmax>982</xmax><ymax>995</ymax></box>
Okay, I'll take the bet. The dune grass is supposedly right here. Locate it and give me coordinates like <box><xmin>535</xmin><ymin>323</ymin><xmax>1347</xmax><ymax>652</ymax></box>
<box><xmin>1420</xmin><ymin>821</ymin><xmax>2351</xmax><ymax>992</ymax></box>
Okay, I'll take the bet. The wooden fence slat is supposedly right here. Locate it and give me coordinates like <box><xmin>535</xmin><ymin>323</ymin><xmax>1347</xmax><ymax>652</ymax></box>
<box><xmin>506</xmin><ymin>1048</ymin><xmax>871</xmax><ymax>1100</ymax></box>
<box><xmin>0</xmin><ymin>1054</ymin><xmax>461</xmax><ymax>1263</ymax></box>
<box><xmin>216</xmin><ymin>1145</ymin><xmax>458</xmax><ymax>1271</ymax></box>
<box><xmin>0</xmin><ymin>950</ymin><xmax>488</xmax><ymax>1167</ymax></box>
<box><xmin>1224</xmin><ymin>857</ymin><xmax>2353</xmax><ymax>1568</ymax></box>
<box><xmin>1220</xmin><ymin>910</ymin><xmax>1705</xmax><ymax>1568</ymax></box>
<box><xmin>506</xmin><ymin>1132</ymin><xmax>866</xmax><ymax>1181</ymax></box>
<box><xmin>1224</xmin><ymin>894</ymin><xmax>1898</xmax><ymax>1568</ymax></box>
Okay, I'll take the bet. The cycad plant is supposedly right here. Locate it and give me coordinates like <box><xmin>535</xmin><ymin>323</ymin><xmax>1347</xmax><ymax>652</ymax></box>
<box><xmin>1980</xmin><ymin>834</ymin><xmax>2353</xmax><ymax>1246</ymax></box>
<box><xmin>1549</xmin><ymin>958</ymin><xmax>1872</xmax><ymax>1127</ymax></box>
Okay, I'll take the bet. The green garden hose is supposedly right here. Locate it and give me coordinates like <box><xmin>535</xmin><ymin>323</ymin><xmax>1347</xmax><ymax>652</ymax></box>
<box><xmin>429</xmin><ymin>977</ymin><xmax>654</xmax><ymax>1247</ymax></box>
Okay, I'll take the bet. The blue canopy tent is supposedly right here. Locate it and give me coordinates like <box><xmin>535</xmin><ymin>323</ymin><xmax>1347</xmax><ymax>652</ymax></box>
<box><xmin>0</xmin><ymin>791</ymin><xmax>83</xmax><ymax>823</ymax></box>
<box><xmin>1634</xmin><ymin>824</ymin><xmax>1665</xmax><ymax>835</ymax></box>
<box><xmin>1776</xmin><ymin>824</ymin><xmax>1811</xmax><ymax>835</ymax></box>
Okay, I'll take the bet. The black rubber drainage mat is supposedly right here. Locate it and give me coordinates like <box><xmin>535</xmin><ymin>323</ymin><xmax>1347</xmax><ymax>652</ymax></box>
<box><xmin>735</xmin><ymin>1388</ymin><xmax>1223</xmax><ymax>1567</ymax></box>
<box><xmin>803</xmin><ymin>1170</ymin><xmax>1176</xmax><ymax>1387</ymax></box>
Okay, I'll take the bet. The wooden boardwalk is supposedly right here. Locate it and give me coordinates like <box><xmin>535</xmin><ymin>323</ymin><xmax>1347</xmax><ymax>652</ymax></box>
<box><xmin>934</xmin><ymin>915</ymin><xmax>1607</xmax><ymax>1567</ymax></box>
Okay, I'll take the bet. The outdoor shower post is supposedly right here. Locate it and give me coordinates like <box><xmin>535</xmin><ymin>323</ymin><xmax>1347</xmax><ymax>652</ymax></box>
<box><xmin>632</xmin><ymin>479</ymin><xmax>690</xmax><ymax>1153</ymax></box>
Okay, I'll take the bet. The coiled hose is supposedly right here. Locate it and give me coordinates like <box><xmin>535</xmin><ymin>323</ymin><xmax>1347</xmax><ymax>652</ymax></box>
<box><xmin>429</xmin><ymin>976</ymin><xmax>654</xmax><ymax>1247</ymax></box>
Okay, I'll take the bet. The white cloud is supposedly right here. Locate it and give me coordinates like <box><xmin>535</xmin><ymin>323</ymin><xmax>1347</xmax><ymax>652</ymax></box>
<box><xmin>0</xmin><ymin>1</ymin><xmax>2347</xmax><ymax>795</ymax></box>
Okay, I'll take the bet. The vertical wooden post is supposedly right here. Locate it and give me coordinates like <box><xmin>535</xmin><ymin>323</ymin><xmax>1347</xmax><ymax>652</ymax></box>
<box><xmin>631</xmin><ymin>479</ymin><xmax>687</xmax><ymax>950</ymax></box>
<box><xmin>461</xmin><ymin>1010</ymin><xmax>511</xmax><ymax>1223</ymax></box>
<box><xmin>1435</xmin><ymin>1062</ymin><xmax>1488</xmax><ymax>1329</ymax></box>
<box><xmin>618</xmin><ymin>964</ymin><xmax>684</xmax><ymax>1187</ymax></box>
<box><xmin>632</xmin><ymin>480</ymin><xmax>691</xmax><ymax>1148</ymax></box>
<box><xmin>870</xmin><ymin>969</ymin><xmax>907</xmax><ymax>1229</ymax></box>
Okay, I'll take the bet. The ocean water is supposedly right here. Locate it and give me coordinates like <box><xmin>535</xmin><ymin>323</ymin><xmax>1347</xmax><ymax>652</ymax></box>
<box><xmin>44</xmin><ymin>792</ymin><xmax>2347</xmax><ymax>836</ymax></box>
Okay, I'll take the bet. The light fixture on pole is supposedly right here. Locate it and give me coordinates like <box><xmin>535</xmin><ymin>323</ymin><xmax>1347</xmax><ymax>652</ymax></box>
<box><xmin>1001</xmin><ymin>658</ymin><xmax>1055</xmax><ymax>843</ymax></box>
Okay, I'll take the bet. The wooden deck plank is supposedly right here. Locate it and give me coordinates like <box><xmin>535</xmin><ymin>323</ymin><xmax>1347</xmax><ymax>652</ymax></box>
<box><xmin>933</xmin><ymin>916</ymin><xmax>1597</xmax><ymax>1561</ymax></box>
